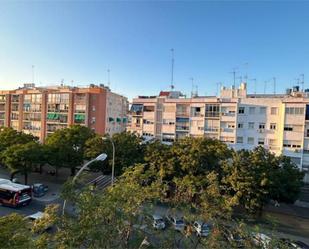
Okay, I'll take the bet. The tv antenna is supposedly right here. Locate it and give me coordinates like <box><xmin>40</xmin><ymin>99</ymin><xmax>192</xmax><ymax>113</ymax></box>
<box><xmin>243</xmin><ymin>62</ymin><xmax>249</xmax><ymax>83</ymax></box>
<box><xmin>230</xmin><ymin>68</ymin><xmax>237</xmax><ymax>89</ymax></box>
<box><xmin>249</xmin><ymin>78</ymin><xmax>257</xmax><ymax>95</ymax></box>
<box><xmin>32</xmin><ymin>65</ymin><xmax>35</xmax><ymax>84</ymax></box>
<box><xmin>190</xmin><ymin>77</ymin><xmax>194</xmax><ymax>97</ymax></box>
<box><xmin>170</xmin><ymin>48</ymin><xmax>175</xmax><ymax>90</ymax></box>
<box><xmin>107</xmin><ymin>69</ymin><xmax>111</xmax><ymax>87</ymax></box>
<box><xmin>300</xmin><ymin>74</ymin><xmax>305</xmax><ymax>91</ymax></box>
<box><xmin>273</xmin><ymin>77</ymin><xmax>276</xmax><ymax>95</ymax></box>
<box><xmin>216</xmin><ymin>82</ymin><xmax>222</xmax><ymax>96</ymax></box>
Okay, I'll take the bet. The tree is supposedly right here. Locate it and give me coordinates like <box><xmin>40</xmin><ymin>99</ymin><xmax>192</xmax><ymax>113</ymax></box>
<box><xmin>84</xmin><ymin>131</ymin><xmax>144</xmax><ymax>175</ymax></box>
<box><xmin>0</xmin><ymin>127</ymin><xmax>37</xmax><ymax>165</ymax></box>
<box><xmin>222</xmin><ymin>147</ymin><xmax>292</xmax><ymax>214</ymax></box>
<box><xmin>0</xmin><ymin>213</ymin><xmax>34</xmax><ymax>249</ymax></box>
<box><xmin>2</xmin><ymin>141</ymin><xmax>42</xmax><ymax>184</ymax></box>
<box><xmin>270</xmin><ymin>156</ymin><xmax>304</xmax><ymax>203</ymax></box>
<box><xmin>45</xmin><ymin>125</ymin><xmax>95</xmax><ymax>176</ymax></box>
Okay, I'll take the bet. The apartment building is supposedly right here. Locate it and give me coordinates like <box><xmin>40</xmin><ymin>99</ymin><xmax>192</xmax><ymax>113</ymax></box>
<box><xmin>0</xmin><ymin>83</ymin><xmax>128</xmax><ymax>141</ymax></box>
<box><xmin>128</xmin><ymin>83</ymin><xmax>309</xmax><ymax>182</ymax></box>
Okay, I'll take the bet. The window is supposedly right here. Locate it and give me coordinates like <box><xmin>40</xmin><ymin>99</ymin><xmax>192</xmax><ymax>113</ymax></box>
<box><xmin>238</xmin><ymin>107</ymin><xmax>245</xmax><ymax>114</ymax></box>
<box><xmin>237</xmin><ymin>136</ymin><xmax>243</xmax><ymax>144</ymax></box>
<box><xmin>259</xmin><ymin>123</ymin><xmax>265</xmax><ymax>129</ymax></box>
<box><xmin>238</xmin><ymin>123</ymin><xmax>243</xmax><ymax>129</ymax></box>
<box><xmin>247</xmin><ymin>137</ymin><xmax>254</xmax><ymax>144</ymax></box>
<box><xmin>270</xmin><ymin>123</ymin><xmax>277</xmax><ymax>130</ymax></box>
<box><xmin>260</xmin><ymin>107</ymin><xmax>266</xmax><ymax>114</ymax></box>
<box><xmin>205</xmin><ymin>104</ymin><xmax>220</xmax><ymax>117</ymax></box>
<box><xmin>271</xmin><ymin>107</ymin><xmax>278</xmax><ymax>115</ymax></box>
<box><xmin>92</xmin><ymin>106</ymin><xmax>96</xmax><ymax>111</ymax></box>
<box><xmin>284</xmin><ymin>125</ymin><xmax>293</xmax><ymax>131</ymax></box>
<box><xmin>248</xmin><ymin>122</ymin><xmax>254</xmax><ymax>129</ymax></box>
<box><xmin>91</xmin><ymin>117</ymin><xmax>96</xmax><ymax>124</ymax></box>
<box><xmin>227</xmin><ymin>124</ymin><xmax>235</xmax><ymax>129</ymax></box>
<box><xmin>286</xmin><ymin>107</ymin><xmax>304</xmax><ymax>115</ymax></box>
<box><xmin>249</xmin><ymin>107</ymin><xmax>255</xmax><ymax>114</ymax></box>
<box><xmin>258</xmin><ymin>138</ymin><xmax>265</xmax><ymax>145</ymax></box>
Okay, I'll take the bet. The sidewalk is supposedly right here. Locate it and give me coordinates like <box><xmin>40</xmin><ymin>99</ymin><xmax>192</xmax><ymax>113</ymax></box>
<box><xmin>264</xmin><ymin>202</ymin><xmax>309</xmax><ymax>219</ymax></box>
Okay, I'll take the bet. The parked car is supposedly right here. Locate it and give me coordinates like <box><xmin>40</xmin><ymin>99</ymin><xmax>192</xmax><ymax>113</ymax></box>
<box><xmin>32</xmin><ymin>183</ymin><xmax>48</xmax><ymax>197</ymax></box>
<box><xmin>192</xmin><ymin>221</ymin><xmax>211</xmax><ymax>237</ymax></box>
<box><xmin>166</xmin><ymin>214</ymin><xmax>185</xmax><ymax>232</ymax></box>
<box><xmin>152</xmin><ymin>214</ymin><xmax>166</xmax><ymax>230</ymax></box>
<box><xmin>252</xmin><ymin>232</ymin><xmax>272</xmax><ymax>249</ymax></box>
<box><xmin>26</xmin><ymin>211</ymin><xmax>52</xmax><ymax>232</ymax></box>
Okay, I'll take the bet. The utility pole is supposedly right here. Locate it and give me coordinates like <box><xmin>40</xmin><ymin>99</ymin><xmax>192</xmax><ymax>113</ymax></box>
<box><xmin>170</xmin><ymin>48</ymin><xmax>175</xmax><ymax>90</ymax></box>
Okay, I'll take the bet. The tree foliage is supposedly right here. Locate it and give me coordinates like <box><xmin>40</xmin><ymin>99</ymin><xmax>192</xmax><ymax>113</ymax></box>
<box><xmin>44</xmin><ymin>125</ymin><xmax>95</xmax><ymax>175</ymax></box>
<box><xmin>84</xmin><ymin>131</ymin><xmax>144</xmax><ymax>175</ymax></box>
<box><xmin>2</xmin><ymin>141</ymin><xmax>43</xmax><ymax>184</ymax></box>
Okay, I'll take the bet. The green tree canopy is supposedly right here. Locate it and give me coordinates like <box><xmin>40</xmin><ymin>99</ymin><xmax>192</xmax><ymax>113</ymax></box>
<box><xmin>84</xmin><ymin>131</ymin><xmax>144</xmax><ymax>175</ymax></box>
<box><xmin>2</xmin><ymin>141</ymin><xmax>43</xmax><ymax>184</ymax></box>
<box><xmin>44</xmin><ymin>125</ymin><xmax>95</xmax><ymax>175</ymax></box>
<box><xmin>0</xmin><ymin>127</ymin><xmax>37</xmax><ymax>165</ymax></box>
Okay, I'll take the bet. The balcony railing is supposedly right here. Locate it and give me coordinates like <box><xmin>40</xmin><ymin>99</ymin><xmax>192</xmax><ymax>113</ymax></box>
<box><xmin>205</xmin><ymin>127</ymin><xmax>219</xmax><ymax>132</ymax></box>
<box><xmin>176</xmin><ymin>125</ymin><xmax>189</xmax><ymax>131</ymax></box>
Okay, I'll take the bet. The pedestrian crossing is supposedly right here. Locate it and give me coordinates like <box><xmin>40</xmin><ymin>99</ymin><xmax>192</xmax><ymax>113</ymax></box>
<box><xmin>86</xmin><ymin>175</ymin><xmax>112</xmax><ymax>190</ymax></box>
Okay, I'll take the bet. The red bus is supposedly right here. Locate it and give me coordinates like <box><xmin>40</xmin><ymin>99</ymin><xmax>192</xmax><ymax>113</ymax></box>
<box><xmin>0</xmin><ymin>178</ymin><xmax>32</xmax><ymax>207</ymax></box>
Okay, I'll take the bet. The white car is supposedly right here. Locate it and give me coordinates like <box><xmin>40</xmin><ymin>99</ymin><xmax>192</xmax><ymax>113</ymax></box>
<box><xmin>26</xmin><ymin>211</ymin><xmax>51</xmax><ymax>232</ymax></box>
<box><xmin>152</xmin><ymin>214</ymin><xmax>166</xmax><ymax>230</ymax></box>
<box><xmin>26</xmin><ymin>211</ymin><xmax>45</xmax><ymax>221</ymax></box>
<box><xmin>192</xmin><ymin>221</ymin><xmax>211</xmax><ymax>237</ymax></box>
<box><xmin>166</xmin><ymin>214</ymin><xmax>185</xmax><ymax>232</ymax></box>
<box><xmin>252</xmin><ymin>232</ymin><xmax>272</xmax><ymax>248</ymax></box>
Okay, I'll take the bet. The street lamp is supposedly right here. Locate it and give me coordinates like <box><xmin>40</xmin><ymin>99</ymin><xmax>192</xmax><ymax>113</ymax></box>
<box><xmin>102</xmin><ymin>136</ymin><xmax>115</xmax><ymax>186</ymax></box>
<box><xmin>62</xmin><ymin>153</ymin><xmax>107</xmax><ymax>215</ymax></box>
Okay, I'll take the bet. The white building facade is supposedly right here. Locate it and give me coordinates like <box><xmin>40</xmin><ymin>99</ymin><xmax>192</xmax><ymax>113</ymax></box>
<box><xmin>128</xmin><ymin>84</ymin><xmax>309</xmax><ymax>182</ymax></box>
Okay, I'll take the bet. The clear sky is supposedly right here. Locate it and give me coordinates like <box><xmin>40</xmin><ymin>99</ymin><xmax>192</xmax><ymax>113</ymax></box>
<box><xmin>0</xmin><ymin>1</ymin><xmax>309</xmax><ymax>100</ymax></box>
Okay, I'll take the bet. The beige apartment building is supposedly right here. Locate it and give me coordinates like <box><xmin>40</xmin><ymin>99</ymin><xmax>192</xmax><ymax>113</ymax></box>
<box><xmin>128</xmin><ymin>83</ymin><xmax>309</xmax><ymax>182</ymax></box>
<box><xmin>0</xmin><ymin>83</ymin><xmax>128</xmax><ymax>141</ymax></box>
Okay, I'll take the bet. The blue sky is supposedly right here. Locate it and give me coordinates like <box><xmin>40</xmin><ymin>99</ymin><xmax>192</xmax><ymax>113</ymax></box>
<box><xmin>0</xmin><ymin>1</ymin><xmax>309</xmax><ymax>100</ymax></box>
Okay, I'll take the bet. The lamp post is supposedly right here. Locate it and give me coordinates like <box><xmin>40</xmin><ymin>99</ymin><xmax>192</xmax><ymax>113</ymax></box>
<box><xmin>62</xmin><ymin>153</ymin><xmax>107</xmax><ymax>215</ymax></box>
<box><xmin>102</xmin><ymin>136</ymin><xmax>115</xmax><ymax>186</ymax></box>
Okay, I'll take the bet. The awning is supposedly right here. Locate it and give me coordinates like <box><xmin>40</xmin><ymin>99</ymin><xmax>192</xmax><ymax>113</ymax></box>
<box><xmin>74</xmin><ymin>114</ymin><xmax>85</xmax><ymax>120</ymax></box>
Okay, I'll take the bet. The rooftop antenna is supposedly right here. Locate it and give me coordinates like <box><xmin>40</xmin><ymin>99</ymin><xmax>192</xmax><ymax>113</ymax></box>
<box><xmin>243</xmin><ymin>62</ymin><xmax>249</xmax><ymax>83</ymax></box>
<box><xmin>230</xmin><ymin>68</ymin><xmax>237</xmax><ymax>89</ymax></box>
<box><xmin>300</xmin><ymin>74</ymin><xmax>305</xmax><ymax>91</ymax></box>
<box><xmin>71</xmin><ymin>80</ymin><xmax>74</xmax><ymax>87</ymax></box>
<box><xmin>249</xmin><ymin>78</ymin><xmax>257</xmax><ymax>95</ymax></box>
<box><xmin>236</xmin><ymin>76</ymin><xmax>243</xmax><ymax>84</ymax></box>
<box><xmin>170</xmin><ymin>48</ymin><xmax>175</xmax><ymax>90</ymax></box>
<box><xmin>32</xmin><ymin>65</ymin><xmax>35</xmax><ymax>84</ymax></box>
<box><xmin>190</xmin><ymin>77</ymin><xmax>194</xmax><ymax>97</ymax></box>
<box><xmin>195</xmin><ymin>85</ymin><xmax>198</xmax><ymax>97</ymax></box>
<box><xmin>273</xmin><ymin>77</ymin><xmax>276</xmax><ymax>94</ymax></box>
<box><xmin>264</xmin><ymin>80</ymin><xmax>267</xmax><ymax>94</ymax></box>
<box><xmin>61</xmin><ymin>79</ymin><xmax>64</xmax><ymax>86</ymax></box>
<box><xmin>216</xmin><ymin>82</ymin><xmax>222</xmax><ymax>96</ymax></box>
<box><xmin>107</xmin><ymin>69</ymin><xmax>111</xmax><ymax>87</ymax></box>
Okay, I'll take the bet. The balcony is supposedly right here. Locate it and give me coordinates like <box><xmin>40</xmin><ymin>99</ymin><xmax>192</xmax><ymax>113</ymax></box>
<box><xmin>47</xmin><ymin>113</ymin><xmax>68</xmax><ymax>124</ymax></box>
<box><xmin>176</xmin><ymin>125</ymin><xmax>189</xmax><ymax>131</ymax></box>
<box><xmin>205</xmin><ymin>127</ymin><xmax>219</xmax><ymax>133</ymax></box>
<box><xmin>176</xmin><ymin>112</ymin><xmax>190</xmax><ymax>117</ymax></box>
<box><xmin>220</xmin><ymin>128</ymin><xmax>234</xmax><ymax>133</ymax></box>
